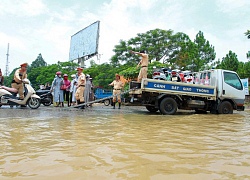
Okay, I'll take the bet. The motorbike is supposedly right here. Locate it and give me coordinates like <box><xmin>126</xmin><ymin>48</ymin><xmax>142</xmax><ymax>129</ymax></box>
<box><xmin>171</xmin><ymin>70</ymin><xmax>181</xmax><ymax>82</ymax></box>
<box><xmin>36</xmin><ymin>89</ymin><xmax>53</xmax><ymax>106</ymax></box>
<box><xmin>0</xmin><ymin>79</ymin><xmax>41</xmax><ymax>109</ymax></box>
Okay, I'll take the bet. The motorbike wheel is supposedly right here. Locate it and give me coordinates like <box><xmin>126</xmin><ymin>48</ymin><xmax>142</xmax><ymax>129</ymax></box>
<box><xmin>27</xmin><ymin>98</ymin><xmax>41</xmax><ymax>109</ymax></box>
<box><xmin>43</xmin><ymin>98</ymin><xmax>52</xmax><ymax>106</ymax></box>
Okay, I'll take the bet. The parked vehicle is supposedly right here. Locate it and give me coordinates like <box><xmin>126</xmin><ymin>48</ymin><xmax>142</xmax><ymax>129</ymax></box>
<box><xmin>0</xmin><ymin>79</ymin><xmax>41</xmax><ymax>109</ymax></box>
<box><xmin>129</xmin><ymin>69</ymin><xmax>245</xmax><ymax>115</ymax></box>
<box><xmin>36</xmin><ymin>89</ymin><xmax>53</xmax><ymax>106</ymax></box>
<box><xmin>170</xmin><ymin>69</ymin><xmax>181</xmax><ymax>82</ymax></box>
<box><xmin>94</xmin><ymin>88</ymin><xmax>113</xmax><ymax>106</ymax></box>
<box><xmin>152</xmin><ymin>68</ymin><xmax>169</xmax><ymax>80</ymax></box>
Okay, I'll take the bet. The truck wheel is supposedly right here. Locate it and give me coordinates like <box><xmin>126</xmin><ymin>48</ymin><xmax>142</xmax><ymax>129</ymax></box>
<box><xmin>159</xmin><ymin>97</ymin><xmax>177</xmax><ymax>115</ymax></box>
<box><xmin>146</xmin><ymin>105</ymin><xmax>158</xmax><ymax>113</ymax></box>
<box><xmin>218</xmin><ymin>101</ymin><xmax>233</xmax><ymax>114</ymax></box>
<box><xmin>104</xmin><ymin>99</ymin><xmax>110</xmax><ymax>106</ymax></box>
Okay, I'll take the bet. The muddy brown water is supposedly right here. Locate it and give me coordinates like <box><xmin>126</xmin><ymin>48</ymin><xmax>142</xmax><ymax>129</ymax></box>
<box><xmin>0</xmin><ymin>105</ymin><xmax>250</xmax><ymax>180</ymax></box>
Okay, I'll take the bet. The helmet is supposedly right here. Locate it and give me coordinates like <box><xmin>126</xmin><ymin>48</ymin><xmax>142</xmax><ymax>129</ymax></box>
<box><xmin>63</xmin><ymin>74</ymin><xmax>68</xmax><ymax>77</ymax></box>
<box><xmin>56</xmin><ymin>71</ymin><xmax>62</xmax><ymax>75</ymax></box>
<box><xmin>86</xmin><ymin>74</ymin><xmax>90</xmax><ymax>78</ymax></box>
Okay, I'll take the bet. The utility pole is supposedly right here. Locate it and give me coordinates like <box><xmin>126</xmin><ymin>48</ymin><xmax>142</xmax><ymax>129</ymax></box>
<box><xmin>5</xmin><ymin>43</ymin><xmax>9</xmax><ymax>76</ymax></box>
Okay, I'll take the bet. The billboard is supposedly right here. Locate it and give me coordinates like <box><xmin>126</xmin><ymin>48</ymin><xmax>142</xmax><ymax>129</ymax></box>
<box><xmin>69</xmin><ymin>21</ymin><xmax>100</xmax><ymax>61</ymax></box>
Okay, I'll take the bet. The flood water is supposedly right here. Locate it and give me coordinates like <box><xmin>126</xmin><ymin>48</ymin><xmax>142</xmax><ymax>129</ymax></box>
<box><xmin>0</xmin><ymin>106</ymin><xmax>250</xmax><ymax>180</ymax></box>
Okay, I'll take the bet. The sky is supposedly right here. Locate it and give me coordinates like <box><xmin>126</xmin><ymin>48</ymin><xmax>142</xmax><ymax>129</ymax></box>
<box><xmin>0</xmin><ymin>0</ymin><xmax>249</xmax><ymax>75</ymax></box>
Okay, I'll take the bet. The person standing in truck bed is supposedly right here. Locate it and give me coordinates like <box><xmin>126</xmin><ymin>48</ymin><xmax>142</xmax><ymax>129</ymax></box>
<box><xmin>130</xmin><ymin>50</ymin><xmax>149</xmax><ymax>82</ymax></box>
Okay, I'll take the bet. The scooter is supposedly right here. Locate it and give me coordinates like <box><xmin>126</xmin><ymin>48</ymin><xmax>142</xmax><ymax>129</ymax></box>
<box><xmin>170</xmin><ymin>70</ymin><xmax>181</xmax><ymax>82</ymax></box>
<box><xmin>0</xmin><ymin>79</ymin><xmax>41</xmax><ymax>109</ymax></box>
<box><xmin>36</xmin><ymin>89</ymin><xmax>53</xmax><ymax>106</ymax></box>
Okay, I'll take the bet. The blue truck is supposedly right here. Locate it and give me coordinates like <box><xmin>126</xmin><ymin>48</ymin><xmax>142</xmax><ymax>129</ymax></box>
<box><xmin>129</xmin><ymin>69</ymin><xmax>245</xmax><ymax>115</ymax></box>
<box><xmin>94</xmin><ymin>88</ymin><xmax>113</xmax><ymax>106</ymax></box>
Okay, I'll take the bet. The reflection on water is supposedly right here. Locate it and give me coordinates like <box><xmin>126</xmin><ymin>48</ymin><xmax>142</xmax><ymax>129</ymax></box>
<box><xmin>0</xmin><ymin>108</ymin><xmax>250</xmax><ymax>179</ymax></box>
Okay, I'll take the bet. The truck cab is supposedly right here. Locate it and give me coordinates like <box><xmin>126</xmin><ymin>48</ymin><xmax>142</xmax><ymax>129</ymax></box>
<box><xmin>210</xmin><ymin>69</ymin><xmax>245</xmax><ymax>112</ymax></box>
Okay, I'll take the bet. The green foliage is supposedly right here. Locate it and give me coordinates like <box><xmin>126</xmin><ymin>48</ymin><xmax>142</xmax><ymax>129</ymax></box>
<box><xmin>168</xmin><ymin>32</ymin><xmax>194</xmax><ymax>69</ymax></box>
<box><xmin>29</xmin><ymin>61</ymin><xmax>78</xmax><ymax>89</ymax></box>
<box><xmin>30</xmin><ymin>53</ymin><xmax>47</xmax><ymax>69</ymax></box>
<box><xmin>111</xmin><ymin>29</ymin><xmax>216</xmax><ymax>72</ymax></box>
<box><xmin>193</xmin><ymin>31</ymin><xmax>216</xmax><ymax>71</ymax></box>
<box><xmin>84</xmin><ymin>63</ymin><xmax>117</xmax><ymax>89</ymax></box>
<box><xmin>218</xmin><ymin>50</ymin><xmax>239</xmax><ymax>72</ymax></box>
<box><xmin>245</xmin><ymin>30</ymin><xmax>250</xmax><ymax>39</ymax></box>
<box><xmin>235</xmin><ymin>61</ymin><xmax>250</xmax><ymax>78</ymax></box>
<box><xmin>119</xmin><ymin>61</ymin><xmax>168</xmax><ymax>80</ymax></box>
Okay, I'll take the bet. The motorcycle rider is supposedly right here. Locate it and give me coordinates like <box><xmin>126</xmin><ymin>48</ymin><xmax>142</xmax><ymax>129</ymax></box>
<box><xmin>11</xmin><ymin>63</ymin><xmax>28</xmax><ymax>104</ymax></box>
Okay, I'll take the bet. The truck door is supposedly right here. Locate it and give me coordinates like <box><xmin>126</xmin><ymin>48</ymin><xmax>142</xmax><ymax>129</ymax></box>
<box><xmin>221</xmin><ymin>70</ymin><xmax>245</xmax><ymax>104</ymax></box>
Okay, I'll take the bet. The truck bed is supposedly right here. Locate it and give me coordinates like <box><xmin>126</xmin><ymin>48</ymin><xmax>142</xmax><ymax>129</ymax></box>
<box><xmin>130</xmin><ymin>78</ymin><xmax>217</xmax><ymax>100</ymax></box>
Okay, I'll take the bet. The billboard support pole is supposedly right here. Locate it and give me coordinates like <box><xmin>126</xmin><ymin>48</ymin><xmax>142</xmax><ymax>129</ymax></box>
<box><xmin>78</xmin><ymin>57</ymin><xmax>86</xmax><ymax>68</ymax></box>
<box><xmin>81</xmin><ymin>58</ymin><xmax>85</xmax><ymax>68</ymax></box>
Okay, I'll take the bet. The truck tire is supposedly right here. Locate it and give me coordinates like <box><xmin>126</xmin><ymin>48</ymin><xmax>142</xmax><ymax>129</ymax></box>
<box><xmin>146</xmin><ymin>105</ymin><xmax>158</xmax><ymax>113</ymax></box>
<box><xmin>218</xmin><ymin>101</ymin><xmax>233</xmax><ymax>114</ymax></box>
<box><xmin>104</xmin><ymin>99</ymin><xmax>110</xmax><ymax>106</ymax></box>
<box><xmin>159</xmin><ymin>97</ymin><xmax>178</xmax><ymax>115</ymax></box>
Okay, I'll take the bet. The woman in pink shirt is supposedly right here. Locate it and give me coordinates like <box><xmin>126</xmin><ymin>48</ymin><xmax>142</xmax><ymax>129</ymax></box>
<box><xmin>63</xmin><ymin>74</ymin><xmax>71</xmax><ymax>107</ymax></box>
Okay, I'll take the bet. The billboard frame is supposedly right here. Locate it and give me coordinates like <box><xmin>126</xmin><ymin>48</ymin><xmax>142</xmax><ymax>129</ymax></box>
<box><xmin>69</xmin><ymin>20</ymin><xmax>100</xmax><ymax>62</ymax></box>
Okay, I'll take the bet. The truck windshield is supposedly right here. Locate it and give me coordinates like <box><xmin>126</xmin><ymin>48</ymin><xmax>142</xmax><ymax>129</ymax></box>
<box><xmin>224</xmin><ymin>72</ymin><xmax>243</xmax><ymax>90</ymax></box>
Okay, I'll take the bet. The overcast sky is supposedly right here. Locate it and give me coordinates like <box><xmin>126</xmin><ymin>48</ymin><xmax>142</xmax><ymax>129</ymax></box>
<box><xmin>0</xmin><ymin>0</ymin><xmax>249</xmax><ymax>75</ymax></box>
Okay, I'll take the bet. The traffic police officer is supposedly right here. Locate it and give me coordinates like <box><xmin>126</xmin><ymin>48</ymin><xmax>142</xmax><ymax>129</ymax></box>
<box><xmin>130</xmin><ymin>50</ymin><xmax>149</xmax><ymax>82</ymax></box>
<box><xmin>11</xmin><ymin>63</ymin><xmax>28</xmax><ymax>100</ymax></box>
<box><xmin>75</xmin><ymin>67</ymin><xmax>86</xmax><ymax>108</ymax></box>
<box><xmin>109</xmin><ymin>74</ymin><xmax>124</xmax><ymax>109</ymax></box>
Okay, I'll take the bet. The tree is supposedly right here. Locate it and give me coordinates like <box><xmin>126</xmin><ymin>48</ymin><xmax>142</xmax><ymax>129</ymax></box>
<box><xmin>245</xmin><ymin>30</ymin><xmax>250</xmax><ymax>39</ymax></box>
<box><xmin>130</xmin><ymin>29</ymin><xmax>174</xmax><ymax>63</ymax></box>
<box><xmin>193</xmin><ymin>31</ymin><xmax>216</xmax><ymax>71</ymax></box>
<box><xmin>168</xmin><ymin>32</ymin><xmax>195</xmax><ymax>69</ymax></box>
<box><xmin>111</xmin><ymin>29</ymin><xmax>216</xmax><ymax>72</ymax></box>
<box><xmin>30</xmin><ymin>53</ymin><xmax>47</xmax><ymax>69</ymax></box>
<box><xmin>218</xmin><ymin>50</ymin><xmax>239</xmax><ymax>72</ymax></box>
<box><xmin>237</xmin><ymin>61</ymin><xmax>250</xmax><ymax>78</ymax></box>
<box><xmin>28</xmin><ymin>61</ymin><xmax>78</xmax><ymax>89</ymax></box>
<box><xmin>243</xmin><ymin>61</ymin><xmax>250</xmax><ymax>77</ymax></box>
<box><xmin>111</xmin><ymin>29</ymin><xmax>175</xmax><ymax>66</ymax></box>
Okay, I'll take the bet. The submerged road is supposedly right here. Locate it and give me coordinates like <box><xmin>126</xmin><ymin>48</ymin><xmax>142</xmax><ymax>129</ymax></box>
<box><xmin>0</xmin><ymin>104</ymin><xmax>250</xmax><ymax>179</ymax></box>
